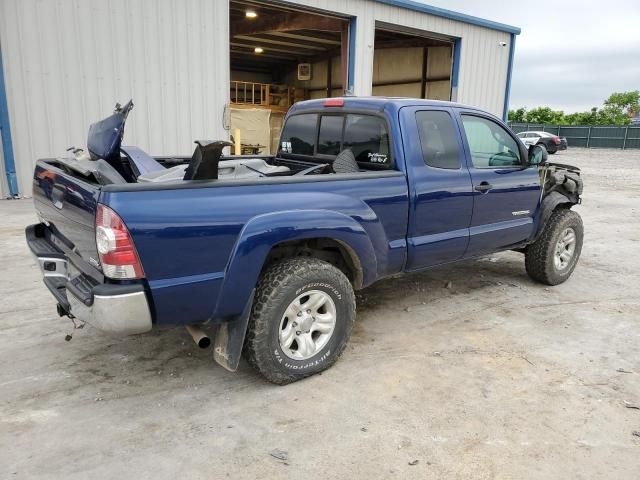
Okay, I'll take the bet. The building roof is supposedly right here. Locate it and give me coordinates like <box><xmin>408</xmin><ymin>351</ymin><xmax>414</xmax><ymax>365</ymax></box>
<box><xmin>373</xmin><ymin>0</ymin><xmax>521</xmax><ymax>35</ymax></box>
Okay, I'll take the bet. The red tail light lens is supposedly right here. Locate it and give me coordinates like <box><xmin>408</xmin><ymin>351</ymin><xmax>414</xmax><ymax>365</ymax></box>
<box><xmin>552</xmin><ymin>136</ymin><xmax>561</xmax><ymax>144</ymax></box>
<box><xmin>324</xmin><ymin>98</ymin><xmax>344</xmax><ymax>107</ymax></box>
<box><xmin>95</xmin><ymin>204</ymin><xmax>144</xmax><ymax>279</ymax></box>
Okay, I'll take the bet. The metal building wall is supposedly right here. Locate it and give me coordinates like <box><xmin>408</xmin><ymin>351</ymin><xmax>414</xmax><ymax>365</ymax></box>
<box><xmin>0</xmin><ymin>0</ymin><xmax>230</xmax><ymax>196</ymax></box>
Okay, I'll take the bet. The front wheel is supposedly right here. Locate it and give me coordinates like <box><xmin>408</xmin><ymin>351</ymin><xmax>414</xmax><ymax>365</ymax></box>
<box><xmin>244</xmin><ymin>258</ymin><xmax>356</xmax><ymax>385</ymax></box>
<box><xmin>525</xmin><ymin>209</ymin><xmax>583</xmax><ymax>285</ymax></box>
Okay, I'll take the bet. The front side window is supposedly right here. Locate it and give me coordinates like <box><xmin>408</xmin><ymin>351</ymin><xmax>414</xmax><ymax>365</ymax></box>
<box><xmin>280</xmin><ymin>114</ymin><xmax>318</xmax><ymax>156</ymax></box>
<box><xmin>343</xmin><ymin>115</ymin><xmax>391</xmax><ymax>167</ymax></box>
<box><xmin>461</xmin><ymin>115</ymin><xmax>521</xmax><ymax>168</ymax></box>
<box><xmin>416</xmin><ymin>110</ymin><xmax>461</xmax><ymax>169</ymax></box>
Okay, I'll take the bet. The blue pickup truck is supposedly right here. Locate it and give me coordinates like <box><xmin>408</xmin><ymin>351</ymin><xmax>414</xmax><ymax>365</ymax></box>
<box><xmin>27</xmin><ymin>97</ymin><xmax>583</xmax><ymax>384</ymax></box>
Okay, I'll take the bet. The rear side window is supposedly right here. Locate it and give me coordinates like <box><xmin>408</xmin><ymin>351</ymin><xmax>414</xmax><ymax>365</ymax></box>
<box><xmin>317</xmin><ymin>115</ymin><xmax>344</xmax><ymax>156</ymax></box>
<box><xmin>343</xmin><ymin>115</ymin><xmax>391</xmax><ymax>166</ymax></box>
<box><xmin>280</xmin><ymin>114</ymin><xmax>318</xmax><ymax>156</ymax></box>
<box><xmin>416</xmin><ymin>111</ymin><xmax>461</xmax><ymax>169</ymax></box>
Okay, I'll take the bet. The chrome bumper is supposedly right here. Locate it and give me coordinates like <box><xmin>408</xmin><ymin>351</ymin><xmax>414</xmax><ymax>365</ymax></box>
<box><xmin>66</xmin><ymin>288</ymin><xmax>152</xmax><ymax>335</ymax></box>
<box><xmin>27</xmin><ymin>224</ymin><xmax>152</xmax><ymax>336</ymax></box>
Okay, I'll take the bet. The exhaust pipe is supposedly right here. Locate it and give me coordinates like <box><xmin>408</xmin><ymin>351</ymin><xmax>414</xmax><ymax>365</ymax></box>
<box><xmin>186</xmin><ymin>325</ymin><xmax>211</xmax><ymax>349</ymax></box>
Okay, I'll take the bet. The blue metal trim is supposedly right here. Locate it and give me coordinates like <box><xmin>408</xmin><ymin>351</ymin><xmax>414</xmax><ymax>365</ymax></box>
<box><xmin>373</xmin><ymin>0</ymin><xmax>521</xmax><ymax>34</ymax></box>
<box><xmin>451</xmin><ymin>38</ymin><xmax>461</xmax><ymax>88</ymax></box>
<box><xmin>0</xmin><ymin>46</ymin><xmax>19</xmax><ymax>197</ymax></box>
<box><xmin>502</xmin><ymin>33</ymin><xmax>516</xmax><ymax>121</ymax></box>
<box><xmin>347</xmin><ymin>16</ymin><xmax>357</xmax><ymax>94</ymax></box>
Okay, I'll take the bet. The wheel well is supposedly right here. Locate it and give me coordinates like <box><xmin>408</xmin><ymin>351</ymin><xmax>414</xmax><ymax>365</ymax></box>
<box><xmin>263</xmin><ymin>238</ymin><xmax>364</xmax><ymax>289</ymax></box>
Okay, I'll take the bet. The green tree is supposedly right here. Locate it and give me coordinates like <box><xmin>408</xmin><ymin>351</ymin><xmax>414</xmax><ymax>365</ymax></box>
<box><xmin>508</xmin><ymin>91</ymin><xmax>637</xmax><ymax>126</ymax></box>
<box><xmin>508</xmin><ymin>107</ymin><xmax>527</xmax><ymax>123</ymax></box>
<box><xmin>525</xmin><ymin>107</ymin><xmax>566</xmax><ymax>125</ymax></box>
<box><xmin>604</xmin><ymin>90</ymin><xmax>640</xmax><ymax>116</ymax></box>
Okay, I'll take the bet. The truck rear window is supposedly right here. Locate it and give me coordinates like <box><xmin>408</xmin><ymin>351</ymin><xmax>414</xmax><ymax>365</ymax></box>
<box><xmin>280</xmin><ymin>112</ymin><xmax>392</xmax><ymax>169</ymax></box>
<box><xmin>318</xmin><ymin>115</ymin><xmax>344</xmax><ymax>156</ymax></box>
<box><xmin>343</xmin><ymin>115</ymin><xmax>390</xmax><ymax>165</ymax></box>
<box><xmin>280</xmin><ymin>114</ymin><xmax>318</xmax><ymax>156</ymax></box>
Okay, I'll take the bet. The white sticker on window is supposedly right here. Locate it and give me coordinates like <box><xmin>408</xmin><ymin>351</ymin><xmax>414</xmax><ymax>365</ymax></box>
<box><xmin>281</xmin><ymin>141</ymin><xmax>292</xmax><ymax>153</ymax></box>
<box><xmin>368</xmin><ymin>153</ymin><xmax>388</xmax><ymax>163</ymax></box>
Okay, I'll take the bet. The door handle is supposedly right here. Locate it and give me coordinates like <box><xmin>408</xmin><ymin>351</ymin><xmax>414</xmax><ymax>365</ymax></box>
<box><xmin>474</xmin><ymin>181</ymin><xmax>493</xmax><ymax>193</ymax></box>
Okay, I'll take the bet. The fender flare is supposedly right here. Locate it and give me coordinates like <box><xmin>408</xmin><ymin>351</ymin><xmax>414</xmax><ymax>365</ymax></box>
<box><xmin>209</xmin><ymin>210</ymin><xmax>377</xmax><ymax>372</ymax></box>
<box><xmin>531</xmin><ymin>191</ymin><xmax>575</xmax><ymax>243</ymax></box>
<box><xmin>214</xmin><ymin>209</ymin><xmax>378</xmax><ymax>320</ymax></box>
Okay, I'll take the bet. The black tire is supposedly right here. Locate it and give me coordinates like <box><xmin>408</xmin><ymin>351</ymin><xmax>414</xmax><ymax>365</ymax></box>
<box><xmin>536</xmin><ymin>142</ymin><xmax>548</xmax><ymax>153</ymax></box>
<box><xmin>525</xmin><ymin>209</ymin><xmax>583</xmax><ymax>285</ymax></box>
<box><xmin>244</xmin><ymin>258</ymin><xmax>356</xmax><ymax>385</ymax></box>
<box><xmin>549</xmin><ymin>150</ymin><xmax>557</xmax><ymax>155</ymax></box>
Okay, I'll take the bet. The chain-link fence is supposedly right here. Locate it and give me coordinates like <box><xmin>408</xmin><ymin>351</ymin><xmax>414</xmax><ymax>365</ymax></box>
<box><xmin>508</xmin><ymin>123</ymin><xmax>640</xmax><ymax>149</ymax></box>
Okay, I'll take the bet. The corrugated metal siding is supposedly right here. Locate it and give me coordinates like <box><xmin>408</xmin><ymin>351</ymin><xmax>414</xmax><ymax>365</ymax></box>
<box><xmin>0</xmin><ymin>0</ymin><xmax>230</xmax><ymax>195</ymax></box>
<box><xmin>1</xmin><ymin>0</ymin><xmax>511</xmax><ymax>195</ymax></box>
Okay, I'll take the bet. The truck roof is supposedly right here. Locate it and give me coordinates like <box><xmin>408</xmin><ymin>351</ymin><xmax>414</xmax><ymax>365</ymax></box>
<box><xmin>289</xmin><ymin>97</ymin><xmax>489</xmax><ymax>116</ymax></box>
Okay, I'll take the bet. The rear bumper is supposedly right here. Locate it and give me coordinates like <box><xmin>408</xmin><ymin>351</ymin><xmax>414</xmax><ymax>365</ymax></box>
<box><xmin>26</xmin><ymin>224</ymin><xmax>152</xmax><ymax>335</ymax></box>
<box><xmin>66</xmin><ymin>287</ymin><xmax>151</xmax><ymax>335</ymax></box>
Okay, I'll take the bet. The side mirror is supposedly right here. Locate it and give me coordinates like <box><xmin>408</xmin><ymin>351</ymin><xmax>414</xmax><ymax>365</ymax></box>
<box><xmin>528</xmin><ymin>144</ymin><xmax>548</xmax><ymax>166</ymax></box>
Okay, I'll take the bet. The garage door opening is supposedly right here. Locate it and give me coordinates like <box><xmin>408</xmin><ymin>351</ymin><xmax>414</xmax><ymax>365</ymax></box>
<box><xmin>229</xmin><ymin>1</ymin><xmax>350</xmax><ymax>155</ymax></box>
<box><xmin>373</xmin><ymin>26</ymin><xmax>454</xmax><ymax>101</ymax></box>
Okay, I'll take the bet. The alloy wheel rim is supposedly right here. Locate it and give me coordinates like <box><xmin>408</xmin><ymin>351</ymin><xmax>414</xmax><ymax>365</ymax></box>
<box><xmin>554</xmin><ymin>227</ymin><xmax>576</xmax><ymax>271</ymax></box>
<box><xmin>278</xmin><ymin>290</ymin><xmax>336</xmax><ymax>361</ymax></box>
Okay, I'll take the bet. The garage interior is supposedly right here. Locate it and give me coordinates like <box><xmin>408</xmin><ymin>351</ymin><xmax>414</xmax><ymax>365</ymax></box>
<box><xmin>229</xmin><ymin>2</ymin><xmax>455</xmax><ymax>156</ymax></box>
<box><xmin>373</xmin><ymin>26</ymin><xmax>453</xmax><ymax>101</ymax></box>
<box><xmin>229</xmin><ymin>0</ymin><xmax>348</xmax><ymax>155</ymax></box>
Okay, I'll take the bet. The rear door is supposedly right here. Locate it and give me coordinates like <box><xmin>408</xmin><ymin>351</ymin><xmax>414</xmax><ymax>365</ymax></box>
<box><xmin>400</xmin><ymin>106</ymin><xmax>474</xmax><ymax>270</ymax></box>
<box><xmin>456</xmin><ymin>111</ymin><xmax>541</xmax><ymax>256</ymax></box>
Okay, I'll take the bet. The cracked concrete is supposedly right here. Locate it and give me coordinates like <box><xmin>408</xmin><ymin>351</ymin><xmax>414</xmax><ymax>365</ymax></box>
<box><xmin>1</xmin><ymin>148</ymin><xmax>639</xmax><ymax>479</ymax></box>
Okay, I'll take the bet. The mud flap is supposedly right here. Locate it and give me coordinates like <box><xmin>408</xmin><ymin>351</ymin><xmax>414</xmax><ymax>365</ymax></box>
<box><xmin>213</xmin><ymin>290</ymin><xmax>255</xmax><ymax>372</ymax></box>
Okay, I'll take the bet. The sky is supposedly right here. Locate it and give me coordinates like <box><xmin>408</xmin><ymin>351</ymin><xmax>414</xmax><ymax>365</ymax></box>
<box><xmin>422</xmin><ymin>0</ymin><xmax>640</xmax><ymax>112</ymax></box>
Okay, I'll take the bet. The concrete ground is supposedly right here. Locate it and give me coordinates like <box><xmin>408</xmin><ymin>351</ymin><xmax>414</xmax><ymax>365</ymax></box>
<box><xmin>1</xmin><ymin>148</ymin><xmax>639</xmax><ymax>479</ymax></box>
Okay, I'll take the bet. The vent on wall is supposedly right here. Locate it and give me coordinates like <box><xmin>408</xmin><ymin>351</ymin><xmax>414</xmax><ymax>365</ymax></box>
<box><xmin>297</xmin><ymin>63</ymin><xmax>311</xmax><ymax>81</ymax></box>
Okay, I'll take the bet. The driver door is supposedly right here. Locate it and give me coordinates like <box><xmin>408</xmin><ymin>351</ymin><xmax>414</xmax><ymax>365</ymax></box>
<box><xmin>456</xmin><ymin>111</ymin><xmax>541</xmax><ymax>257</ymax></box>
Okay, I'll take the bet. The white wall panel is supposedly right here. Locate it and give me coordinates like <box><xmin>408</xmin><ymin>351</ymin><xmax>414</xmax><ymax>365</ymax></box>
<box><xmin>0</xmin><ymin>0</ymin><xmax>230</xmax><ymax>195</ymax></box>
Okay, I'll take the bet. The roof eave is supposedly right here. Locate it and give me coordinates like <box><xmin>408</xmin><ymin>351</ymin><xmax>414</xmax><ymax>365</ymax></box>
<box><xmin>374</xmin><ymin>0</ymin><xmax>521</xmax><ymax>35</ymax></box>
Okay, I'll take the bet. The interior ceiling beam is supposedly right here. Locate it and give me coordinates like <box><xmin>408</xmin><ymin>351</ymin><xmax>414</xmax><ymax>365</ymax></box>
<box><xmin>374</xmin><ymin>39</ymin><xmax>451</xmax><ymax>49</ymax></box>
<box><xmin>304</xmin><ymin>47</ymin><xmax>342</xmax><ymax>64</ymax></box>
<box><xmin>230</xmin><ymin>41</ymin><xmax>304</xmax><ymax>55</ymax></box>
<box><xmin>269</xmin><ymin>31</ymin><xmax>341</xmax><ymax>46</ymax></box>
<box><xmin>234</xmin><ymin>34</ymin><xmax>327</xmax><ymax>51</ymax></box>
<box><xmin>231</xmin><ymin>11</ymin><xmax>345</xmax><ymax>37</ymax></box>
<box><xmin>230</xmin><ymin>50</ymin><xmax>298</xmax><ymax>63</ymax></box>
<box><xmin>372</xmin><ymin>76</ymin><xmax>451</xmax><ymax>88</ymax></box>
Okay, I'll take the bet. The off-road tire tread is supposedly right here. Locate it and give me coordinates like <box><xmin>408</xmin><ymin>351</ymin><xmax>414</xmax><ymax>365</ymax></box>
<box><xmin>244</xmin><ymin>258</ymin><xmax>356</xmax><ymax>385</ymax></box>
<box><xmin>525</xmin><ymin>208</ymin><xmax>583</xmax><ymax>285</ymax></box>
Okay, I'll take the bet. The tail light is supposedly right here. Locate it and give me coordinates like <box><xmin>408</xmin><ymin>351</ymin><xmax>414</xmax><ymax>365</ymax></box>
<box><xmin>95</xmin><ymin>204</ymin><xmax>145</xmax><ymax>279</ymax></box>
<box><xmin>552</xmin><ymin>136</ymin><xmax>561</xmax><ymax>145</ymax></box>
<box><xmin>324</xmin><ymin>98</ymin><xmax>344</xmax><ymax>107</ymax></box>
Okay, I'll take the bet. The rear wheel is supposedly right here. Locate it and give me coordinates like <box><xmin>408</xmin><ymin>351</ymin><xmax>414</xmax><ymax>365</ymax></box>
<box><xmin>244</xmin><ymin>258</ymin><xmax>356</xmax><ymax>385</ymax></box>
<box><xmin>525</xmin><ymin>209</ymin><xmax>583</xmax><ymax>285</ymax></box>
